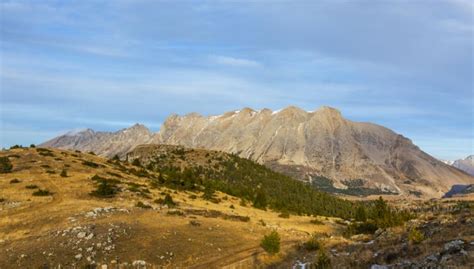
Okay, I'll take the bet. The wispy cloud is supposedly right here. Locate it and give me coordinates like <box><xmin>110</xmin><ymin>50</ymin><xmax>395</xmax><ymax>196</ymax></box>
<box><xmin>211</xmin><ymin>55</ymin><xmax>262</xmax><ymax>68</ymax></box>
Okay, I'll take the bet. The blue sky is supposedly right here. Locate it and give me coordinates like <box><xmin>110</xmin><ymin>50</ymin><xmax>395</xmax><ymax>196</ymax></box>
<box><xmin>0</xmin><ymin>0</ymin><xmax>473</xmax><ymax>160</ymax></box>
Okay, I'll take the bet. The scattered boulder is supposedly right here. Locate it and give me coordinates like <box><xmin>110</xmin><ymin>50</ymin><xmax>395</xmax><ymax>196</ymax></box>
<box><xmin>443</xmin><ymin>239</ymin><xmax>464</xmax><ymax>254</ymax></box>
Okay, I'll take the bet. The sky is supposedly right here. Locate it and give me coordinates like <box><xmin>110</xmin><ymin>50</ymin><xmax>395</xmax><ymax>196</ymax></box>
<box><xmin>0</xmin><ymin>0</ymin><xmax>473</xmax><ymax>160</ymax></box>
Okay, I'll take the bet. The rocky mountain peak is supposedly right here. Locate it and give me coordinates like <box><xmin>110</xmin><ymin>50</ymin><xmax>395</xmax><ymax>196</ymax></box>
<box><xmin>120</xmin><ymin>123</ymin><xmax>151</xmax><ymax>135</ymax></box>
<box><xmin>313</xmin><ymin>106</ymin><xmax>343</xmax><ymax>119</ymax></box>
<box><xmin>64</xmin><ymin>128</ymin><xmax>95</xmax><ymax>137</ymax></box>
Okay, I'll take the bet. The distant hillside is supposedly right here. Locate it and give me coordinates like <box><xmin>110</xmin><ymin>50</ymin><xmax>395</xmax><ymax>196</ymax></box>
<box><xmin>127</xmin><ymin>144</ymin><xmax>355</xmax><ymax>218</ymax></box>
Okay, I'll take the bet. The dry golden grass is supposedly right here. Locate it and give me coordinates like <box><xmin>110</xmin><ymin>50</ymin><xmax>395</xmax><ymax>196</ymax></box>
<box><xmin>0</xmin><ymin>148</ymin><xmax>337</xmax><ymax>268</ymax></box>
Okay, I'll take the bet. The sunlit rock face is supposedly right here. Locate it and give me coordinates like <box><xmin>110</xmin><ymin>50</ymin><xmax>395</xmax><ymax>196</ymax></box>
<box><xmin>41</xmin><ymin>106</ymin><xmax>474</xmax><ymax>198</ymax></box>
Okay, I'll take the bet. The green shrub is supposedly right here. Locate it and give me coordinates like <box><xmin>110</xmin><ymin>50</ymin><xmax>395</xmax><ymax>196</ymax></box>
<box><xmin>10</xmin><ymin>178</ymin><xmax>21</xmax><ymax>184</ymax></box>
<box><xmin>0</xmin><ymin>157</ymin><xmax>13</xmax><ymax>173</ymax></box>
<box><xmin>355</xmin><ymin>206</ymin><xmax>368</xmax><ymax>221</ymax></box>
<box><xmin>313</xmin><ymin>249</ymin><xmax>331</xmax><ymax>269</ymax></box>
<box><xmin>202</xmin><ymin>187</ymin><xmax>220</xmax><ymax>203</ymax></box>
<box><xmin>90</xmin><ymin>179</ymin><xmax>118</xmax><ymax>198</ymax></box>
<box><xmin>132</xmin><ymin>159</ymin><xmax>141</xmax><ymax>167</ymax></box>
<box><xmin>229</xmin><ymin>204</ymin><xmax>235</xmax><ymax>209</ymax></box>
<box><xmin>30</xmin><ymin>144</ymin><xmax>36</xmax><ymax>148</ymax></box>
<box><xmin>163</xmin><ymin>194</ymin><xmax>176</xmax><ymax>207</ymax></box>
<box><xmin>260</xmin><ymin>231</ymin><xmax>280</xmax><ymax>255</ymax></box>
<box><xmin>346</xmin><ymin>220</ymin><xmax>378</xmax><ymax>235</ymax></box>
<box><xmin>33</xmin><ymin>189</ymin><xmax>52</xmax><ymax>196</ymax></box>
<box><xmin>36</xmin><ymin>148</ymin><xmax>55</xmax><ymax>157</ymax></box>
<box><xmin>60</xmin><ymin>169</ymin><xmax>68</xmax><ymax>177</ymax></box>
<box><xmin>304</xmin><ymin>234</ymin><xmax>321</xmax><ymax>251</ymax></box>
<box><xmin>253</xmin><ymin>190</ymin><xmax>267</xmax><ymax>210</ymax></box>
<box><xmin>408</xmin><ymin>228</ymin><xmax>424</xmax><ymax>244</ymax></box>
<box><xmin>0</xmin><ymin>198</ymin><xmax>5</xmax><ymax>202</ymax></box>
<box><xmin>82</xmin><ymin>160</ymin><xmax>100</xmax><ymax>168</ymax></box>
<box><xmin>25</xmin><ymin>184</ymin><xmax>38</xmax><ymax>189</ymax></box>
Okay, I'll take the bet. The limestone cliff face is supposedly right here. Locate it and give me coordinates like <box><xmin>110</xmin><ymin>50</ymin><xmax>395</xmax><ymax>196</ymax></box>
<box><xmin>41</xmin><ymin>106</ymin><xmax>474</xmax><ymax>198</ymax></box>
<box><xmin>152</xmin><ymin>106</ymin><xmax>473</xmax><ymax>197</ymax></box>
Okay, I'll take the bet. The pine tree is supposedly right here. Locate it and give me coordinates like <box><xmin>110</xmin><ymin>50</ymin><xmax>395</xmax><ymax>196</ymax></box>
<box><xmin>253</xmin><ymin>190</ymin><xmax>267</xmax><ymax>210</ymax></box>
<box><xmin>355</xmin><ymin>205</ymin><xmax>367</xmax><ymax>221</ymax></box>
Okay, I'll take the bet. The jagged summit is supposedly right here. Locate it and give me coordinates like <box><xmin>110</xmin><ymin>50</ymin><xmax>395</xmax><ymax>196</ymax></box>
<box><xmin>64</xmin><ymin>128</ymin><xmax>95</xmax><ymax>136</ymax></box>
<box><xmin>41</xmin><ymin>106</ymin><xmax>474</xmax><ymax>198</ymax></box>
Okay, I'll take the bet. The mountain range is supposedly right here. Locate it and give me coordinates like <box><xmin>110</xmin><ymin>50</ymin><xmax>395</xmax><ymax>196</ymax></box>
<box><xmin>41</xmin><ymin>106</ymin><xmax>474</xmax><ymax>198</ymax></box>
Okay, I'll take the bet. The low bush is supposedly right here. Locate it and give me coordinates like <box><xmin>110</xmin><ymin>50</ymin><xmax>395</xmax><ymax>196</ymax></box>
<box><xmin>25</xmin><ymin>184</ymin><xmax>38</xmax><ymax>189</ymax></box>
<box><xmin>155</xmin><ymin>194</ymin><xmax>177</xmax><ymax>207</ymax></box>
<box><xmin>304</xmin><ymin>234</ymin><xmax>321</xmax><ymax>251</ymax></box>
<box><xmin>82</xmin><ymin>160</ymin><xmax>100</xmax><ymax>168</ymax></box>
<box><xmin>36</xmin><ymin>148</ymin><xmax>55</xmax><ymax>157</ymax></box>
<box><xmin>90</xmin><ymin>179</ymin><xmax>119</xmax><ymax>198</ymax></box>
<box><xmin>260</xmin><ymin>231</ymin><xmax>280</xmax><ymax>255</ymax></box>
<box><xmin>0</xmin><ymin>157</ymin><xmax>13</xmax><ymax>173</ymax></box>
<box><xmin>408</xmin><ymin>227</ymin><xmax>424</xmax><ymax>244</ymax></box>
<box><xmin>33</xmin><ymin>189</ymin><xmax>52</xmax><ymax>196</ymax></box>
<box><xmin>60</xmin><ymin>169</ymin><xmax>68</xmax><ymax>177</ymax></box>
<box><xmin>9</xmin><ymin>178</ymin><xmax>21</xmax><ymax>184</ymax></box>
<box><xmin>313</xmin><ymin>249</ymin><xmax>331</xmax><ymax>269</ymax></box>
<box><xmin>346</xmin><ymin>220</ymin><xmax>378</xmax><ymax>235</ymax></box>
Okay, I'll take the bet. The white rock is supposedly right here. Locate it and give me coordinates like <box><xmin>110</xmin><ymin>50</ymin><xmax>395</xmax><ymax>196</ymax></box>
<box><xmin>85</xmin><ymin>233</ymin><xmax>94</xmax><ymax>240</ymax></box>
<box><xmin>77</xmin><ymin>232</ymin><xmax>86</xmax><ymax>239</ymax></box>
<box><xmin>132</xmin><ymin>260</ymin><xmax>146</xmax><ymax>266</ymax></box>
<box><xmin>75</xmin><ymin>253</ymin><xmax>82</xmax><ymax>260</ymax></box>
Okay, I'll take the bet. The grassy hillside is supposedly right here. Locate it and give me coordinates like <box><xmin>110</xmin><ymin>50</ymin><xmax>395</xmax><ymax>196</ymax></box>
<box><xmin>127</xmin><ymin>144</ymin><xmax>412</xmax><ymax>227</ymax></box>
<box><xmin>127</xmin><ymin>145</ymin><xmax>354</xmax><ymax>218</ymax></box>
<box><xmin>0</xmin><ymin>146</ymin><xmax>333</xmax><ymax>267</ymax></box>
<box><xmin>1</xmin><ymin>146</ymin><xmax>468</xmax><ymax>268</ymax></box>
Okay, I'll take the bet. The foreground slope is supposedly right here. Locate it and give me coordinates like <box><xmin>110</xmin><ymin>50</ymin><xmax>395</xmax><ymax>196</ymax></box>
<box><xmin>0</xmin><ymin>147</ymin><xmax>325</xmax><ymax>267</ymax></box>
<box><xmin>1</xmin><ymin>147</ymin><xmax>472</xmax><ymax>268</ymax></box>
